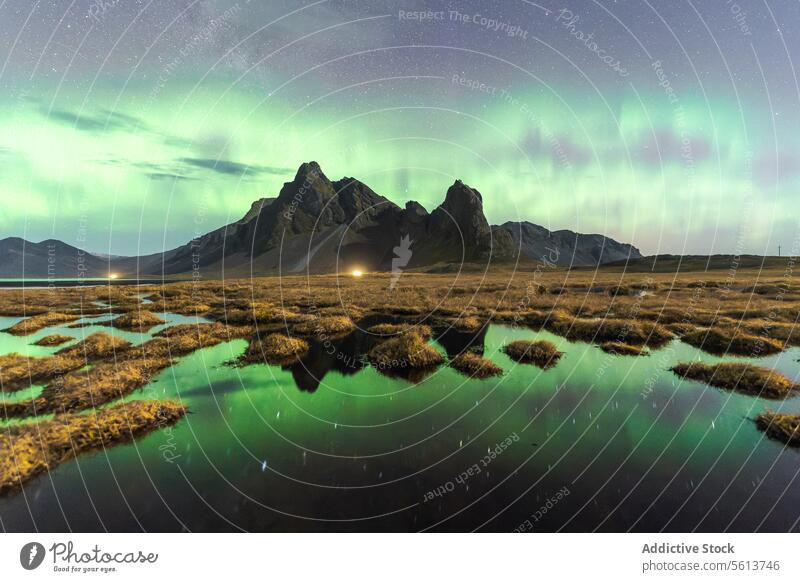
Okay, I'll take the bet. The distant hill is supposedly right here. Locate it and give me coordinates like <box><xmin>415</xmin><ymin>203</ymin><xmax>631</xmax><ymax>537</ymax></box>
<box><xmin>0</xmin><ymin>162</ymin><xmax>644</xmax><ymax>278</ymax></box>
<box><xmin>494</xmin><ymin>221</ymin><xmax>641</xmax><ymax>267</ymax></box>
<box><xmin>0</xmin><ymin>237</ymin><xmax>111</xmax><ymax>278</ymax></box>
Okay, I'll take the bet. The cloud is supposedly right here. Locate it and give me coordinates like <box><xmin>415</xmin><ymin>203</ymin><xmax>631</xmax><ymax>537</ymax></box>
<box><xmin>40</xmin><ymin>106</ymin><xmax>195</xmax><ymax>150</ymax></box>
<box><xmin>146</xmin><ymin>172</ymin><xmax>197</xmax><ymax>181</ymax></box>
<box><xmin>43</xmin><ymin>107</ymin><xmax>147</xmax><ymax>134</ymax></box>
<box><xmin>177</xmin><ymin>157</ymin><xmax>292</xmax><ymax>177</ymax></box>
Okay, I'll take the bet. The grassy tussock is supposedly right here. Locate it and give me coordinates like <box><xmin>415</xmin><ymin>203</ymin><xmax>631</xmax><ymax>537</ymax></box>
<box><xmin>140</xmin><ymin>323</ymin><xmax>251</xmax><ymax>359</ymax></box>
<box><xmin>449</xmin><ymin>352</ymin><xmax>503</xmax><ymax>378</ymax></box>
<box><xmin>209</xmin><ymin>304</ymin><xmax>313</xmax><ymax>325</ymax></box>
<box><xmin>503</xmin><ymin>340</ymin><xmax>562</xmax><ymax>368</ymax></box>
<box><xmin>681</xmin><ymin>327</ymin><xmax>784</xmax><ymax>356</ymax></box>
<box><xmin>367</xmin><ymin>332</ymin><xmax>444</xmax><ymax>370</ymax></box>
<box><xmin>4</xmin><ymin>312</ymin><xmax>80</xmax><ymax>335</ymax></box>
<box><xmin>671</xmin><ymin>362</ymin><xmax>798</xmax><ymax>399</ymax></box>
<box><xmin>664</xmin><ymin>323</ymin><xmax>696</xmax><ymax>336</ymax></box>
<box><xmin>292</xmin><ymin>316</ymin><xmax>355</xmax><ymax>338</ymax></box>
<box><xmin>56</xmin><ymin>332</ymin><xmax>130</xmax><ymax>360</ymax></box>
<box><xmin>107</xmin><ymin>310</ymin><xmax>165</xmax><ymax>331</ymax></box>
<box><xmin>448</xmin><ymin>316</ymin><xmax>485</xmax><ymax>333</ymax></box>
<box><xmin>0</xmin><ymin>353</ymin><xmax>84</xmax><ymax>393</ymax></box>
<box><xmin>756</xmin><ymin>411</ymin><xmax>800</xmax><ymax>446</ymax></box>
<box><xmin>600</xmin><ymin>341</ymin><xmax>648</xmax><ymax>356</ymax></box>
<box><xmin>367</xmin><ymin>323</ymin><xmax>433</xmax><ymax>340</ymax></box>
<box><xmin>547</xmin><ymin>317</ymin><xmax>674</xmax><ymax>347</ymax></box>
<box><xmin>34</xmin><ymin>334</ymin><xmax>73</xmax><ymax>347</ymax></box>
<box><xmin>0</xmin><ymin>400</ymin><xmax>186</xmax><ymax>494</ymax></box>
<box><xmin>5</xmin><ymin>357</ymin><xmax>173</xmax><ymax>418</ymax></box>
<box><xmin>241</xmin><ymin>333</ymin><xmax>309</xmax><ymax>365</ymax></box>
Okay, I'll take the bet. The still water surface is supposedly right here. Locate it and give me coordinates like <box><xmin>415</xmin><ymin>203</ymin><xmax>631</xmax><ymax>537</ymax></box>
<box><xmin>1</xmin><ymin>313</ymin><xmax>799</xmax><ymax>532</ymax></box>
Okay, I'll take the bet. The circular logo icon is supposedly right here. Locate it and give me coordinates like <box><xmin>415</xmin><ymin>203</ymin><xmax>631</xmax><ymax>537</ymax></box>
<box><xmin>19</xmin><ymin>542</ymin><xmax>45</xmax><ymax>570</ymax></box>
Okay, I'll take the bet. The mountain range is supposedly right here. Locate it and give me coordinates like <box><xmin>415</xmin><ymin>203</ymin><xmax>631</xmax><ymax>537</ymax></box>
<box><xmin>0</xmin><ymin>161</ymin><xmax>642</xmax><ymax>278</ymax></box>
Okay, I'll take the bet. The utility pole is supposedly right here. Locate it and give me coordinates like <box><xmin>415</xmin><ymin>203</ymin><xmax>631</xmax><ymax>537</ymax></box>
<box><xmin>779</xmin><ymin>245</ymin><xmax>781</xmax><ymax>257</ymax></box>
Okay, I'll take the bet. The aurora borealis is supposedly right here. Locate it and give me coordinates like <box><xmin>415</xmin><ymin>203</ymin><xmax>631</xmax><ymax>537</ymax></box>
<box><xmin>1</xmin><ymin>0</ymin><xmax>798</xmax><ymax>256</ymax></box>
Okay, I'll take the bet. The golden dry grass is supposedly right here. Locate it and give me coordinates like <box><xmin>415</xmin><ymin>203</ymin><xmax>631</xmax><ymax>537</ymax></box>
<box><xmin>0</xmin><ymin>400</ymin><xmax>186</xmax><ymax>494</ymax></box>
<box><xmin>600</xmin><ymin>341</ymin><xmax>648</xmax><ymax>356</ymax></box>
<box><xmin>33</xmin><ymin>334</ymin><xmax>73</xmax><ymax>347</ymax></box>
<box><xmin>449</xmin><ymin>352</ymin><xmax>503</xmax><ymax>378</ymax></box>
<box><xmin>56</xmin><ymin>331</ymin><xmax>130</xmax><ymax>360</ymax></box>
<box><xmin>241</xmin><ymin>333</ymin><xmax>309</xmax><ymax>365</ymax></box>
<box><xmin>503</xmin><ymin>340</ymin><xmax>562</xmax><ymax>369</ymax></box>
<box><xmin>672</xmin><ymin>362</ymin><xmax>798</xmax><ymax>399</ymax></box>
<box><xmin>756</xmin><ymin>411</ymin><xmax>800</xmax><ymax>446</ymax></box>
<box><xmin>4</xmin><ymin>357</ymin><xmax>173</xmax><ymax>418</ymax></box>
<box><xmin>0</xmin><ymin>353</ymin><xmax>84</xmax><ymax>393</ymax></box>
<box><xmin>367</xmin><ymin>323</ymin><xmax>433</xmax><ymax>340</ymax></box>
<box><xmin>448</xmin><ymin>316</ymin><xmax>485</xmax><ymax>333</ymax></box>
<box><xmin>107</xmin><ymin>310</ymin><xmax>165</xmax><ymax>331</ymax></box>
<box><xmin>681</xmin><ymin>327</ymin><xmax>784</xmax><ymax>357</ymax></box>
<box><xmin>4</xmin><ymin>312</ymin><xmax>80</xmax><ymax>335</ymax></box>
<box><xmin>367</xmin><ymin>331</ymin><xmax>444</xmax><ymax>371</ymax></box>
<box><xmin>292</xmin><ymin>316</ymin><xmax>355</xmax><ymax>338</ymax></box>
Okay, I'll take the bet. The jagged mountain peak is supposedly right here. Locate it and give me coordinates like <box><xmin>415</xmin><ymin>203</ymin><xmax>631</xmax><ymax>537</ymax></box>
<box><xmin>442</xmin><ymin>179</ymin><xmax>483</xmax><ymax>206</ymax></box>
<box><xmin>1</xmin><ymin>162</ymin><xmax>643</xmax><ymax>277</ymax></box>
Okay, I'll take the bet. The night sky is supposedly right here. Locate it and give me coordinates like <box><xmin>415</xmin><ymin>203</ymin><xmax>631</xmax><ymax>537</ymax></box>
<box><xmin>0</xmin><ymin>0</ymin><xmax>798</xmax><ymax>256</ymax></box>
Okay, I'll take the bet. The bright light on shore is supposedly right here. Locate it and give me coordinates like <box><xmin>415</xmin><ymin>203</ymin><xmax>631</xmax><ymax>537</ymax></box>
<box><xmin>351</xmin><ymin>270</ymin><xmax>363</xmax><ymax>278</ymax></box>
<box><xmin>108</xmin><ymin>273</ymin><xmax>118</xmax><ymax>280</ymax></box>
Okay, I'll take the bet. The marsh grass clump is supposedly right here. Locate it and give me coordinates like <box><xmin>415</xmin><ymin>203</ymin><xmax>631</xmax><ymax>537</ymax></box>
<box><xmin>107</xmin><ymin>310</ymin><xmax>165</xmax><ymax>331</ymax></box>
<box><xmin>4</xmin><ymin>312</ymin><xmax>80</xmax><ymax>336</ymax></box>
<box><xmin>449</xmin><ymin>352</ymin><xmax>503</xmax><ymax>378</ymax></box>
<box><xmin>740</xmin><ymin>320</ymin><xmax>800</xmax><ymax>347</ymax></box>
<box><xmin>56</xmin><ymin>331</ymin><xmax>131</xmax><ymax>360</ymax></box>
<box><xmin>240</xmin><ymin>333</ymin><xmax>309</xmax><ymax>365</ymax></box>
<box><xmin>521</xmin><ymin>309</ymin><xmax>571</xmax><ymax>329</ymax></box>
<box><xmin>546</xmin><ymin>317</ymin><xmax>674</xmax><ymax>347</ymax></box>
<box><xmin>600</xmin><ymin>341</ymin><xmax>648</xmax><ymax>356</ymax></box>
<box><xmin>0</xmin><ymin>353</ymin><xmax>84</xmax><ymax>393</ymax></box>
<box><xmin>34</xmin><ymin>334</ymin><xmax>74</xmax><ymax>347</ymax></box>
<box><xmin>664</xmin><ymin>323</ymin><xmax>697</xmax><ymax>336</ymax></box>
<box><xmin>681</xmin><ymin>327</ymin><xmax>784</xmax><ymax>357</ymax></box>
<box><xmin>671</xmin><ymin>362</ymin><xmax>798</xmax><ymax>399</ymax></box>
<box><xmin>448</xmin><ymin>316</ymin><xmax>485</xmax><ymax>333</ymax></box>
<box><xmin>756</xmin><ymin>411</ymin><xmax>800</xmax><ymax>446</ymax></box>
<box><xmin>367</xmin><ymin>331</ymin><xmax>444</xmax><ymax>371</ymax></box>
<box><xmin>367</xmin><ymin>323</ymin><xmax>433</xmax><ymax>340</ymax></box>
<box><xmin>140</xmin><ymin>322</ymin><xmax>251</xmax><ymax>359</ymax></box>
<box><xmin>4</xmin><ymin>357</ymin><xmax>174</xmax><ymax>418</ymax></box>
<box><xmin>292</xmin><ymin>316</ymin><xmax>355</xmax><ymax>338</ymax></box>
<box><xmin>503</xmin><ymin>340</ymin><xmax>562</xmax><ymax>369</ymax></box>
<box><xmin>0</xmin><ymin>399</ymin><xmax>186</xmax><ymax>493</ymax></box>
